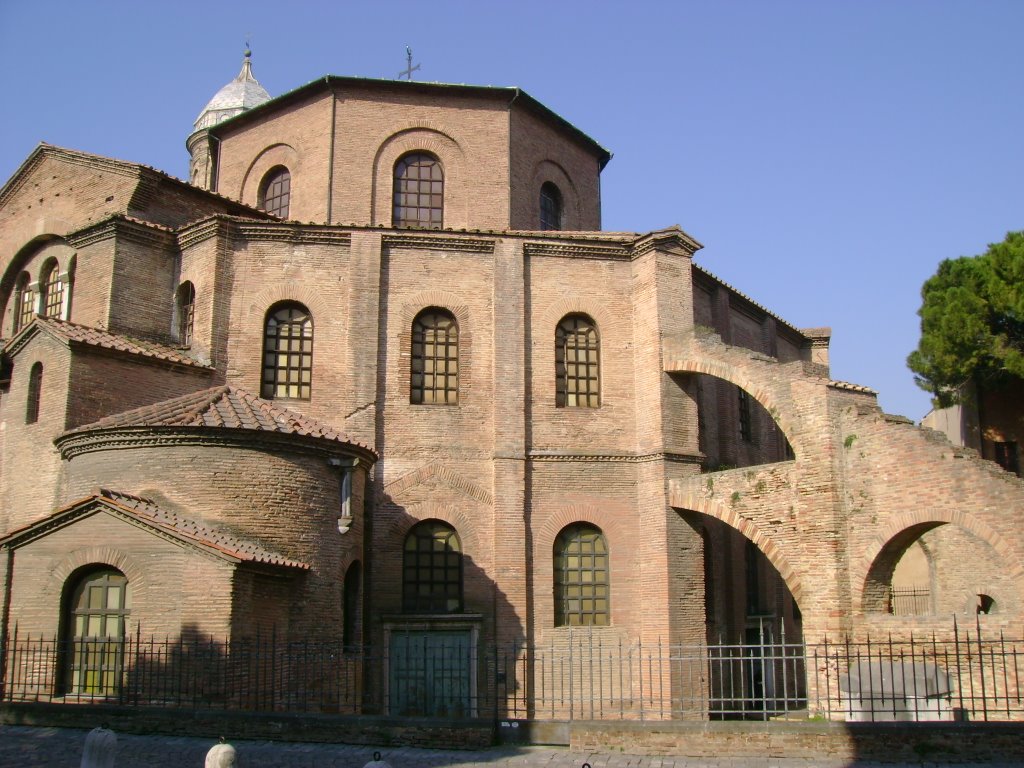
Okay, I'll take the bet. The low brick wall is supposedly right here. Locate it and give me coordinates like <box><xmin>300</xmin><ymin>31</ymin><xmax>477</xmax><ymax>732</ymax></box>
<box><xmin>0</xmin><ymin>703</ymin><xmax>494</xmax><ymax>750</ymax></box>
<box><xmin>570</xmin><ymin>720</ymin><xmax>1024</xmax><ymax>763</ymax></box>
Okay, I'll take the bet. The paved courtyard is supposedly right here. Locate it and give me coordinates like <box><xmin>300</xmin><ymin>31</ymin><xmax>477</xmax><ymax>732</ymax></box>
<box><xmin>0</xmin><ymin>725</ymin><xmax>1019</xmax><ymax>768</ymax></box>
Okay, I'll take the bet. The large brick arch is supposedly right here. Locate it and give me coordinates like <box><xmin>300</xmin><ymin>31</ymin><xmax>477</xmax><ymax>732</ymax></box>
<box><xmin>669</xmin><ymin>489</ymin><xmax>804</xmax><ymax>604</ymax></box>
<box><xmin>853</xmin><ymin>509</ymin><xmax>1024</xmax><ymax>614</ymax></box>
<box><xmin>1</xmin><ymin>235</ymin><xmax>74</xmax><ymax>327</ymax></box>
<box><xmin>663</xmin><ymin>352</ymin><xmax>805</xmax><ymax>459</ymax></box>
<box><xmin>240</xmin><ymin>143</ymin><xmax>300</xmax><ymax>212</ymax></box>
<box><xmin>371</xmin><ymin>126</ymin><xmax>466</xmax><ymax>228</ymax></box>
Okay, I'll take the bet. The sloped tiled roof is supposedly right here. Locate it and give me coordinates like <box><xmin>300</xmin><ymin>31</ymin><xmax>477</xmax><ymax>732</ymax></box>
<box><xmin>6</xmin><ymin>317</ymin><xmax>209</xmax><ymax>368</ymax></box>
<box><xmin>0</xmin><ymin>489</ymin><xmax>308</xmax><ymax>570</ymax></box>
<box><xmin>63</xmin><ymin>384</ymin><xmax>375</xmax><ymax>453</ymax></box>
<box><xmin>97</xmin><ymin>489</ymin><xmax>307</xmax><ymax>569</ymax></box>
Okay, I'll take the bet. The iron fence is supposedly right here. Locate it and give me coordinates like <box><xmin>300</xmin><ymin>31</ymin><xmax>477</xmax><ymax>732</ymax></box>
<box><xmin>888</xmin><ymin>587</ymin><xmax>932</xmax><ymax>616</ymax></box>
<box><xmin>2</xmin><ymin>620</ymin><xmax>1021</xmax><ymax>722</ymax></box>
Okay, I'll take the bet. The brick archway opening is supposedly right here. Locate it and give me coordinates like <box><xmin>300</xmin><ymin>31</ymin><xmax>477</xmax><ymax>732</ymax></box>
<box><xmin>863</xmin><ymin>521</ymin><xmax>1017</xmax><ymax>617</ymax></box>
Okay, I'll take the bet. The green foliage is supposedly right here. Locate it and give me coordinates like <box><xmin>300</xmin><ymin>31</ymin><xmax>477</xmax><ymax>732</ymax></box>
<box><xmin>843</xmin><ymin>434</ymin><xmax>857</xmax><ymax>449</ymax></box>
<box><xmin>908</xmin><ymin>231</ymin><xmax>1024</xmax><ymax>406</ymax></box>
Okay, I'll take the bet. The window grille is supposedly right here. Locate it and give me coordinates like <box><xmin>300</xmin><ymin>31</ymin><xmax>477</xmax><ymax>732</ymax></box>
<box><xmin>540</xmin><ymin>182</ymin><xmax>563</xmax><ymax>230</ymax></box>
<box><xmin>259</xmin><ymin>166</ymin><xmax>291</xmax><ymax>218</ymax></box>
<box><xmin>62</xmin><ymin>569</ymin><xmax>129</xmax><ymax>696</ymax></box>
<box><xmin>393</xmin><ymin>153</ymin><xmax>443</xmax><ymax>229</ymax></box>
<box><xmin>402</xmin><ymin>521</ymin><xmax>462</xmax><ymax>613</ymax></box>
<box><xmin>410</xmin><ymin>309</ymin><xmax>458</xmax><ymax>404</ymax></box>
<box><xmin>261</xmin><ymin>303</ymin><xmax>313</xmax><ymax>400</ymax></box>
<box><xmin>556</xmin><ymin>314</ymin><xmax>600</xmax><ymax>407</ymax></box>
<box><xmin>554</xmin><ymin>524</ymin><xmax>610</xmax><ymax>626</ymax></box>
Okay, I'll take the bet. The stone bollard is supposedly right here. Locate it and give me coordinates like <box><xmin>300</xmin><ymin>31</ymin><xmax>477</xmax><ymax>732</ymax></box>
<box><xmin>205</xmin><ymin>737</ymin><xmax>237</xmax><ymax>768</ymax></box>
<box><xmin>363</xmin><ymin>750</ymin><xmax>392</xmax><ymax>768</ymax></box>
<box><xmin>80</xmin><ymin>724</ymin><xmax>117</xmax><ymax>768</ymax></box>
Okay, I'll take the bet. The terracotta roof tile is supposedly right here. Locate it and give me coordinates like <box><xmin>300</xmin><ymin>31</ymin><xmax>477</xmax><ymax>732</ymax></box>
<box><xmin>17</xmin><ymin>317</ymin><xmax>209</xmax><ymax>368</ymax></box>
<box><xmin>829</xmin><ymin>380</ymin><xmax>878</xmax><ymax>395</ymax></box>
<box><xmin>96</xmin><ymin>489</ymin><xmax>308</xmax><ymax>569</ymax></box>
<box><xmin>65</xmin><ymin>384</ymin><xmax>376</xmax><ymax>453</ymax></box>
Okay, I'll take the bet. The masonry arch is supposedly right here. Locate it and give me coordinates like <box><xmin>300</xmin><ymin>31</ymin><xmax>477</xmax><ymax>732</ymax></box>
<box><xmin>859</xmin><ymin>514</ymin><xmax>1023</xmax><ymax>617</ymax></box>
<box><xmin>240</xmin><ymin>143</ymin><xmax>300</xmax><ymax>212</ymax></box>
<box><xmin>371</xmin><ymin>127</ymin><xmax>466</xmax><ymax>228</ymax></box>
<box><xmin>664</xmin><ymin>356</ymin><xmax>800</xmax><ymax>461</ymax></box>
<box><xmin>2</xmin><ymin>236</ymin><xmax>74</xmax><ymax>331</ymax></box>
<box><xmin>530</xmin><ymin>159</ymin><xmax>580</xmax><ymax>230</ymax></box>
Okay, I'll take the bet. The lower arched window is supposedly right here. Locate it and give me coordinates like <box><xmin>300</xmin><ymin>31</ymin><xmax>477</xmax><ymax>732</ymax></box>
<box><xmin>61</xmin><ymin>568</ymin><xmax>130</xmax><ymax>696</ymax></box>
<box><xmin>175</xmin><ymin>281</ymin><xmax>195</xmax><ymax>347</ymax></box>
<box><xmin>554</xmin><ymin>523</ymin><xmax>609</xmax><ymax>626</ymax></box>
<box><xmin>410</xmin><ymin>308</ymin><xmax>458</xmax><ymax>404</ymax></box>
<box><xmin>261</xmin><ymin>302</ymin><xmax>313</xmax><ymax>399</ymax></box>
<box><xmin>26</xmin><ymin>362</ymin><xmax>42</xmax><ymax>424</ymax></box>
<box><xmin>402</xmin><ymin>521</ymin><xmax>462</xmax><ymax>613</ymax></box>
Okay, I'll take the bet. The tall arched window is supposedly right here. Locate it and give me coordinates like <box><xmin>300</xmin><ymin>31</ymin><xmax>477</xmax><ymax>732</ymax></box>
<box><xmin>343</xmin><ymin>561</ymin><xmax>362</xmax><ymax>650</ymax></box>
<box><xmin>259</xmin><ymin>166</ymin><xmax>291</xmax><ymax>218</ymax></box>
<box><xmin>393</xmin><ymin>152</ymin><xmax>443</xmax><ymax>229</ymax></box>
<box><xmin>539</xmin><ymin>182</ymin><xmax>563</xmax><ymax>230</ymax></box>
<box><xmin>403</xmin><ymin>521</ymin><xmax>462</xmax><ymax>613</ymax></box>
<box><xmin>410</xmin><ymin>308</ymin><xmax>458</xmax><ymax>404</ymax></box>
<box><xmin>261</xmin><ymin>302</ymin><xmax>313</xmax><ymax>400</ymax></box>
<box><xmin>13</xmin><ymin>272</ymin><xmax>33</xmax><ymax>333</ymax></box>
<box><xmin>26</xmin><ymin>362</ymin><xmax>42</xmax><ymax>424</ymax></box>
<box><xmin>40</xmin><ymin>259</ymin><xmax>63</xmax><ymax>318</ymax></box>
<box><xmin>61</xmin><ymin>567</ymin><xmax>130</xmax><ymax>696</ymax></box>
<box><xmin>175</xmin><ymin>281</ymin><xmax>195</xmax><ymax>347</ymax></box>
<box><xmin>555</xmin><ymin>314</ymin><xmax>600</xmax><ymax>407</ymax></box>
<box><xmin>554</xmin><ymin>523</ymin><xmax>610</xmax><ymax>626</ymax></box>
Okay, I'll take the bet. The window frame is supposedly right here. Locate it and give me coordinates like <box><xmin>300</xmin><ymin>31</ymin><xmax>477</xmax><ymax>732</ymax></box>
<box><xmin>14</xmin><ymin>272</ymin><xmax>34</xmax><ymax>333</ymax></box>
<box><xmin>60</xmin><ymin>567</ymin><xmax>130</xmax><ymax>697</ymax></box>
<box><xmin>410</xmin><ymin>308</ymin><xmax>459</xmax><ymax>405</ymax></box>
<box><xmin>393</xmin><ymin>152</ymin><xmax>444</xmax><ymax>229</ymax></box>
<box><xmin>26</xmin><ymin>362</ymin><xmax>42</xmax><ymax>424</ymax></box>
<box><xmin>555</xmin><ymin>314</ymin><xmax>600</xmax><ymax>408</ymax></box>
<box><xmin>40</xmin><ymin>259</ymin><xmax>64</xmax><ymax>319</ymax></box>
<box><xmin>554</xmin><ymin>523</ymin><xmax>610</xmax><ymax>627</ymax></box>
<box><xmin>261</xmin><ymin>302</ymin><xmax>313</xmax><ymax>400</ymax></box>
<box><xmin>539</xmin><ymin>182</ymin><xmax>563</xmax><ymax>231</ymax></box>
<box><xmin>402</xmin><ymin>520</ymin><xmax>463</xmax><ymax>614</ymax></box>
<box><xmin>259</xmin><ymin>166</ymin><xmax>291</xmax><ymax>218</ymax></box>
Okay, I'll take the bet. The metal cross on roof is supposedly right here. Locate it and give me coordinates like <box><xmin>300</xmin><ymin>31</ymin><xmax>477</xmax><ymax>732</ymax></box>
<box><xmin>398</xmin><ymin>46</ymin><xmax>420</xmax><ymax>81</ymax></box>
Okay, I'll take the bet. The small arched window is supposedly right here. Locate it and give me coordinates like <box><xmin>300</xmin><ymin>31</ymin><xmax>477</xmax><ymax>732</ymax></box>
<box><xmin>26</xmin><ymin>362</ymin><xmax>42</xmax><ymax>424</ymax></box>
<box><xmin>175</xmin><ymin>281</ymin><xmax>195</xmax><ymax>347</ymax></box>
<box><xmin>13</xmin><ymin>272</ymin><xmax>34</xmax><ymax>333</ymax></box>
<box><xmin>555</xmin><ymin>314</ymin><xmax>600</xmax><ymax>407</ymax></box>
<box><xmin>403</xmin><ymin>521</ymin><xmax>462</xmax><ymax>613</ymax></box>
<box><xmin>410</xmin><ymin>308</ymin><xmax>458</xmax><ymax>405</ymax></box>
<box><xmin>554</xmin><ymin>524</ymin><xmax>610</xmax><ymax>626</ymax></box>
<box><xmin>393</xmin><ymin>152</ymin><xmax>443</xmax><ymax>229</ymax></box>
<box><xmin>539</xmin><ymin>182</ymin><xmax>563</xmax><ymax>230</ymax></box>
<box><xmin>259</xmin><ymin>166</ymin><xmax>291</xmax><ymax>218</ymax></box>
<box><xmin>261</xmin><ymin>302</ymin><xmax>313</xmax><ymax>400</ymax></box>
<box><xmin>41</xmin><ymin>259</ymin><xmax>63</xmax><ymax>319</ymax></box>
<box><xmin>61</xmin><ymin>567</ymin><xmax>130</xmax><ymax>696</ymax></box>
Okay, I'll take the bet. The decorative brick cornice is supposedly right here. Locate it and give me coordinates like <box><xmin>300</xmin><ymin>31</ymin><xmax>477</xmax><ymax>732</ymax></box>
<box><xmin>382</xmin><ymin>233</ymin><xmax>494</xmax><ymax>253</ymax></box>
<box><xmin>527</xmin><ymin>451</ymin><xmax>703</xmax><ymax>464</ymax></box>
<box><xmin>630</xmin><ymin>228</ymin><xmax>703</xmax><ymax>258</ymax></box>
<box><xmin>234</xmin><ymin>221</ymin><xmax>353</xmax><ymax>246</ymax></box>
<box><xmin>176</xmin><ymin>217</ymin><xmax>231</xmax><ymax>250</ymax></box>
<box><xmin>65</xmin><ymin>215</ymin><xmax>175</xmax><ymax>250</ymax></box>
<box><xmin>55</xmin><ymin>425</ymin><xmax>377</xmax><ymax>463</ymax></box>
<box><xmin>523</xmin><ymin>240</ymin><xmax>630</xmax><ymax>261</ymax></box>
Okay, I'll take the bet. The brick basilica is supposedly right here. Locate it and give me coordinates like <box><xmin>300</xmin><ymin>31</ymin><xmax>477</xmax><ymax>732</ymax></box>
<box><xmin>1</xmin><ymin>52</ymin><xmax>1022</xmax><ymax>717</ymax></box>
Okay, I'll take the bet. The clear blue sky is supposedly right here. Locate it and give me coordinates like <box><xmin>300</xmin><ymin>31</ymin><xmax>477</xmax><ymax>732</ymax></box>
<box><xmin>2</xmin><ymin>1</ymin><xmax>1021</xmax><ymax>420</ymax></box>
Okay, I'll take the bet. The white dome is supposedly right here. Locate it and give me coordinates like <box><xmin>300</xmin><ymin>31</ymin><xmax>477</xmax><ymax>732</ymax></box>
<box><xmin>193</xmin><ymin>49</ymin><xmax>271</xmax><ymax>132</ymax></box>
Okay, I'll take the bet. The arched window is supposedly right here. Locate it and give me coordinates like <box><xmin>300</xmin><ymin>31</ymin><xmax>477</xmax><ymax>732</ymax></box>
<box><xmin>175</xmin><ymin>281</ymin><xmax>195</xmax><ymax>347</ymax></box>
<box><xmin>261</xmin><ymin>302</ymin><xmax>313</xmax><ymax>400</ymax></box>
<box><xmin>402</xmin><ymin>521</ymin><xmax>462</xmax><ymax>613</ymax></box>
<box><xmin>410</xmin><ymin>308</ymin><xmax>458</xmax><ymax>404</ymax></box>
<box><xmin>61</xmin><ymin>567</ymin><xmax>130</xmax><ymax>696</ymax></box>
<box><xmin>259</xmin><ymin>166</ymin><xmax>291</xmax><ymax>218</ymax></box>
<box><xmin>539</xmin><ymin>182</ymin><xmax>563</xmax><ymax>230</ymax></box>
<box><xmin>393</xmin><ymin>152</ymin><xmax>443</xmax><ymax>229</ymax></box>
<box><xmin>555</xmin><ymin>314</ymin><xmax>600</xmax><ymax>407</ymax></box>
<box><xmin>13</xmin><ymin>272</ymin><xmax>33</xmax><ymax>333</ymax></box>
<box><xmin>343</xmin><ymin>561</ymin><xmax>362</xmax><ymax>649</ymax></box>
<box><xmin>26</xmin><ymin>362</ymin><xmax>42</xmax><ymax>424</ymax></box>
<box><xmin>41</xmin><ymin>259</ymin><xmax>63</xmax><ymax>318</ymax></box>
<box><xmin>554</xmin><ymin>523</ymin><xmax>610</xmax><ymax>626</ymax></box>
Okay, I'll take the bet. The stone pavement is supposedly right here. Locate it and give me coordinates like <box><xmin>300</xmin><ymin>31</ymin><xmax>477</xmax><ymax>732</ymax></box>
<box><xmin>0</xmin><ymin>725</ymin><xmax>1018</xmax><ymax>768</ymax></box>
